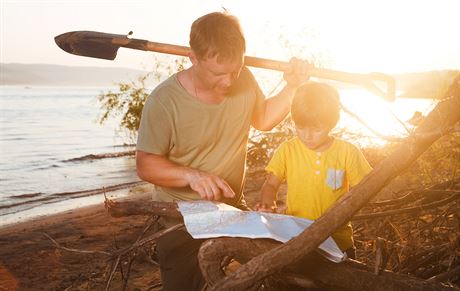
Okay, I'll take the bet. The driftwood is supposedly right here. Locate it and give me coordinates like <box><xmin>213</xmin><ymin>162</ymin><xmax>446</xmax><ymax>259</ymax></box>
<box><xmin>208</xmin><ymin>75</ymin><xmax>460</xmax><ymax>290</ymax></box>
<box><xmin>198</xmin><ymin>237</ymin><xmax>456</xmax><ymax>291</ymax></box>
<box><xmin>105</xmin><ymin>199</ymin><xmax>182</xmax><ymax>218</ymax></box>
<box><xmin>106</xmin><ymin>181</ymin><xmax>459</xmax><ymax>288</ymax></box>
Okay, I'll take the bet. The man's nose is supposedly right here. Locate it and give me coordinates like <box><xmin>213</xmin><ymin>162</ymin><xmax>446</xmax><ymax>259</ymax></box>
<box><xmin>223</xmin><ymin>73</ymin><xmax>237</xmax><ymax>87</ymax></box>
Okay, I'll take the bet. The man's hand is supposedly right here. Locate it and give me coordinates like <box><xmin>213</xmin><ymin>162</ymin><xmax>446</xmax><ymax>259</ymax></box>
<box><xmin>283</xmin><ymin>57</ymin><xmax>312</xmax><ymax>88</ymax></box>
<box><xmin>185</xmin><ymin>169</ymin><xmax>235</xmax><ymax>201</ymax></box>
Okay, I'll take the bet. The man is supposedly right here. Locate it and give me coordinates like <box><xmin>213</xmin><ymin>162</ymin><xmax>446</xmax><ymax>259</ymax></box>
<box><xmin>136</xmin><ymin>11</ymin><xmax>310</xmax><ymax>291</ymax></box>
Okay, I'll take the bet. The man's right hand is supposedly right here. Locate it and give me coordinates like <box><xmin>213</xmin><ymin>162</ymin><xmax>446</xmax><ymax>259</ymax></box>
<box><xmin>185</xmin><ymin>169</ymin><xmax>235</xmax><ymax>201</ymax></box>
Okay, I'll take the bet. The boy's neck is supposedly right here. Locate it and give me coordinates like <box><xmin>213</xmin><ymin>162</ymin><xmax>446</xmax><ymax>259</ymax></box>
<box><xmin>306</xmin><ymin>136</ymin><xmax>334</xmax><ymax>152</ymax></box>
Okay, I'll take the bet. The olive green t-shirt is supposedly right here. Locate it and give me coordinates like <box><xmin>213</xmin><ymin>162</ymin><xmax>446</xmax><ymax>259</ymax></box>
<box><xmin>136</xmin><ymin>67</ymin><xmax>264</xmax><ymax>206</ymax></box>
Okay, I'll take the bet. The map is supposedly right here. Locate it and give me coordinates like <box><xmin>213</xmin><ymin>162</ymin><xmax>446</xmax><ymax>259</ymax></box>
<box><xmin>177</xmin><ymin>200</ymin><xmax>345</xmax><ymax>263</ymax></box>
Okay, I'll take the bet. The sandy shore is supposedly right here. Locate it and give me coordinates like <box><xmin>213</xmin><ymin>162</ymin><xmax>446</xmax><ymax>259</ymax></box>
<box><xmin>0</xmin><ymin>173</ymin><xmax>266</xmax><ymax>291</ymax></box>
<box><xmin>0</xmin><ymin>184</ymin><xmax>163</xmax><ymax>291</ymax></box>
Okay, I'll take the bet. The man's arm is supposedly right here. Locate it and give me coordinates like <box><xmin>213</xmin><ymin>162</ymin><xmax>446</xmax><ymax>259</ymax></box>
<box><xmin>136</xmin><ymin>150</ymin><xmax>235</xmax><ymax>200</ymax></box>
<box><xmin>251</xmin><ymin>84</ymin><xmax>297</xmax><ymax>130</ymax></box>
<box><xmin>252</xmin><ymin>58</ymin><xmax>311</xmax><ymax>131</ymax></box>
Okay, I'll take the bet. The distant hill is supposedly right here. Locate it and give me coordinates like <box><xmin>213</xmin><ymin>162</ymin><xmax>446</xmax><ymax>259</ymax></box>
<box><xmin>0</xmin><ymin>63</ymin><xmax>149</xmax><ymax>87</ymax></box>
<box><xmin>1</xmin><ymin>63</ymin><xmax>458</xmax><ymax>99</ymax></box>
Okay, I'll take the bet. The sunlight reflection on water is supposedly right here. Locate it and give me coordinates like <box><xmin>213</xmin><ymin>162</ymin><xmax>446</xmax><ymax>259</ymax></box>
<box><xmin>338</xmin><ymin>89</ymin><xmax>436</xmax><ymax>145</ymax></box>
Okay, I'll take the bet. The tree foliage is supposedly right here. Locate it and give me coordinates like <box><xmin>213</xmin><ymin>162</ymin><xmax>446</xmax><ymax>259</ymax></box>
<box><xmin>98</xmin><ymin>56</ymin><xmax>188</xmax><ymax>139</ymax></box>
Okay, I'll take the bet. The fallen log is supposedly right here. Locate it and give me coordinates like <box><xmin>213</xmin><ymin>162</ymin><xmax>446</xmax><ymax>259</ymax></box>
<box><xmin>198</xmin><ymin>237</ymin><xmax>456</xmax><ymax>291</ymax></box>
<box><xmin>209</xmin><ymin>75</ymin><xmax>460</xmax><ymax>290</ymax></box>
<box><xmin>105</xmin><ymin>198</ymin><xmax>182</xmax><ymax>218</ymax></box>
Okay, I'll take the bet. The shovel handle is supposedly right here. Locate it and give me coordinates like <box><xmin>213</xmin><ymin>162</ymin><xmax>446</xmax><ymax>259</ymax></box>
<box><xmin>93</xmin><ymin>34</ymin><xmax>396</xmax><ymax>101</ymax></box>
<box><xmin>245</xmin><ymin>56</ymin><xmax>395</xmax><ymax>101</ymax></box>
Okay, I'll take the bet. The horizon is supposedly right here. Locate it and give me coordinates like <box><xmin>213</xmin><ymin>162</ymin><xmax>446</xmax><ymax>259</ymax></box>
<box><xmin>1</xmin><ymin>0</ymin><xmax>460</xmax><ymax>75</ymax></box>
<box><xmin>3</xmin><ymin>62</ymin><xmax>460</xmax><ymax>75</ymax></box>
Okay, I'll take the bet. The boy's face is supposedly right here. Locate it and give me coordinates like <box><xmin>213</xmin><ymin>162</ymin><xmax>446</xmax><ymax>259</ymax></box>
<box><xmin>295</xmin><ymin>125</ymin><xmax>332</xmax><ymax>151</ymax></box>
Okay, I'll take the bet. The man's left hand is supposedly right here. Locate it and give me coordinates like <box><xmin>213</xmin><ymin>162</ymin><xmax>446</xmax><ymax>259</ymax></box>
<box><xmin>283</xmin><ymin>57</ymin><xmax>312</xmax><ymax>88</ymax></box>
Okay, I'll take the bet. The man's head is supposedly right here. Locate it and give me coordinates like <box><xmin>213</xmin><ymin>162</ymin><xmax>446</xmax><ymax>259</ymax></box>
<box><xmin>189</xmin><ymin>12</ymin><xmax>246</xmax><ymax>62</ymax></box>
<box><xmin>291</xmin><ymin>82</ymin><xmax>340</xmax><ymax>150</ymax></box>
<box><xmin>189</xmin><ymin>12</ymin><xmax>246</xmax><ymax>96</ymax></box>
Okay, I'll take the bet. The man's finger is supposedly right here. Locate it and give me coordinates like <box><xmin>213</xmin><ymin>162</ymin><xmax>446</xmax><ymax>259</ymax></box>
<box><xmin>216</xmin><ymin>179</ymin><xmax>235</xmax><ymax>198</ymax></box>
<box><xmin>209</xmin><ymin>182</ymin><xmax>221</xmax><ymax>200</ymax></box>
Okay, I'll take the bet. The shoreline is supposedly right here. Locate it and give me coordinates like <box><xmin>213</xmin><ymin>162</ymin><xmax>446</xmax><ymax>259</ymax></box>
<box><xmin>0</xmin><ymin>183</ymin><xmax>154</xmax><ymax>230</ymax></box>
<box><xmin>0</xmin><ymin>183</ymin><xmax>160</xmax><ymax>290</ymax></box>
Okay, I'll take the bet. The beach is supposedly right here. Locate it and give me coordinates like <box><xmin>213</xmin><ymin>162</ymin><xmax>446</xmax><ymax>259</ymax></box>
<box><xmin>0</xmin><ymin>173</ymin><xmax>266</xmax><ymax>291</ymax></box>
<box><xmin>0</xmin><ymin>87</ymin><xmax>456</xmax><ymax>290</ymax></box>
<box><xmin>0</xmin><ymin>184</ymin><xmax>164</xmax><ymax>291</ymax></box>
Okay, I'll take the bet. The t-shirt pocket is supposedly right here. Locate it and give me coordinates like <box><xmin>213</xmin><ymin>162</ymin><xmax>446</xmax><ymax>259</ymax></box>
<box><xmin>326</xmin><ymin>168</ymin><xmax>345</xmax><ymax>190</ymax></box>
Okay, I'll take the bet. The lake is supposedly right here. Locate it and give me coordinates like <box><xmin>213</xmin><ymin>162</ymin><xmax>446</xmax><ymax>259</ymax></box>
<box><xmin>0</xmin><ymin>86</ymin><xmax>436</xmax><ymax>225</ymax></box>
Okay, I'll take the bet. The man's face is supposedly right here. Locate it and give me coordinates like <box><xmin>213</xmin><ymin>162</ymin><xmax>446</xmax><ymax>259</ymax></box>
<box><xmin>194</xmin><ymin>54</ymin><xmax>244</xmax><ymax>96</ymax></box>
<box><xmin>295</xmin><ymin>125</ymin><xmax>331</xmax><ymax>151</ymax></box>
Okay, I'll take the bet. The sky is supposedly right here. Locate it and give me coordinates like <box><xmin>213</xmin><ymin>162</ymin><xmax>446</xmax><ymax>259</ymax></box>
<box><xmin>1</xmin><ymin>0</ymin><xmax>460</xmax><ymax>74</ymax></box>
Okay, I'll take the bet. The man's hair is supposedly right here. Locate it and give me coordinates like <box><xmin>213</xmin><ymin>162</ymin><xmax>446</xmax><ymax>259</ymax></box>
<box><xmin>189</xmin><ymin>12</ymin><xmax>246</xmax><ymax>62</ymax></box>
<box><xmin>291</xmin><ymin>82</ymin><xmax>340</xmax><ymax>129</ymax></box>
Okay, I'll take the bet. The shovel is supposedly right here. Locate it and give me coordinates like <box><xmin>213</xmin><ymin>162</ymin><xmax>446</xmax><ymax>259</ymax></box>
<box><xmin>55</xmin><ymin>31</ymin><xmax>395</xmax><ymax>101</ymax></box>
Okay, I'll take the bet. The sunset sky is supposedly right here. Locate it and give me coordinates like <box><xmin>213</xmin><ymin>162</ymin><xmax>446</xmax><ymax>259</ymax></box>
<box><xmin>2</xmin><ymin>0</ymin><xmax>460</xmax><ymax>74</ymax></box>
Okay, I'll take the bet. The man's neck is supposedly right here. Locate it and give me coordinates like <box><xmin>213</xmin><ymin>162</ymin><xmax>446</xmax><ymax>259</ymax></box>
<box><xmin>189</xmin><ymin>68</ymin><xmax>224</xmax><ymax>104</ymax></box>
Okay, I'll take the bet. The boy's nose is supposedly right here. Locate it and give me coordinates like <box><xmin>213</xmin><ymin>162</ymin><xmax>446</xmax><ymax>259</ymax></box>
<box><xmin>303</xmin><ymin>130</ymin><xmax>313</xmax><ymax>139</ymax></box>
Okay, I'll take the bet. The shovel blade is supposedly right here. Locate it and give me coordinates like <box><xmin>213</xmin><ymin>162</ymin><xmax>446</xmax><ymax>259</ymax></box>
<box><xmin>54</xmin><ymin>31</ymin><xmax>125</xmax><ymax>60</ymax></box>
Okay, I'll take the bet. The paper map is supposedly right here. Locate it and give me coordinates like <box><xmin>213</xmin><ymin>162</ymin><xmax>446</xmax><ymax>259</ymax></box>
<box><xmin>177</xmin><ymin>200</ymin><xmax>345</xmax><ymax>263</ymax></box>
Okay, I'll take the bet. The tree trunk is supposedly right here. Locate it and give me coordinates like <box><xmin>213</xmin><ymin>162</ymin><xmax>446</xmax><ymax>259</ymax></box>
<box><xmin>209</xmin><ymin>76</ymin><xmax>460</xmax><ymax>291</ymax></box>
<box><xmin>198</xmin><ymin>237</ymin><xmax>456</xmax><ymax>291</ymax></box>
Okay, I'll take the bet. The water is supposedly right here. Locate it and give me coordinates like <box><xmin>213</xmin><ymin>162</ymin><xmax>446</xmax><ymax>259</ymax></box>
<box><xmin>0</xmin><ymin>87</ymin><xmax>140</xmax><ymax>224</ymax></box>
<box><xmin>0</xmin><ymin>86</ymin><xmax>436</xmax><ymax>226</ymax></box>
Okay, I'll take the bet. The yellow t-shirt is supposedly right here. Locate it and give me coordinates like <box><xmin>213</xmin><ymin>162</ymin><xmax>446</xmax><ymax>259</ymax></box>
<box><xmin>266</xmin><ymin>137</ymin><xmax>372</xmax><ymax>251</ymax></box>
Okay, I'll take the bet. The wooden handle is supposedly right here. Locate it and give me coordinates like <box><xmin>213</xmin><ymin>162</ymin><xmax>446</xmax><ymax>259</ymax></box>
<box><xmin>113</xmin><ymin>37</ymin><xmax>395</xmax><ymax>101</ymax></box>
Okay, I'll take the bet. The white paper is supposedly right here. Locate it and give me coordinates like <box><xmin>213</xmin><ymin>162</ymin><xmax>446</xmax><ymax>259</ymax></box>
<box><xmin>177</xmin><ymin>200</ymin><xmax>345</xmax><ymax>263</ymax></box>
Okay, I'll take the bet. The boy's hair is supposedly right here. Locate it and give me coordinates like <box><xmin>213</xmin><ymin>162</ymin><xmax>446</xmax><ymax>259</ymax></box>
<box><xmin>189</xmin><ymin>12</ymin><xmax>246</xmax><ymax>62</ymax></box>
<box><xmin>291</xmin><ymin>82</ymin><xmax>340</xmax><ymax>129</ymax></box>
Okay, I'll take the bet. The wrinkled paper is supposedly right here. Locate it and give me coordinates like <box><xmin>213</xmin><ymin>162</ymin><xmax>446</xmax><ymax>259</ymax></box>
<box><xmin>177</xmin><ymin>201</ymin><xmax>345</xmax><ymax>263</ymax></box>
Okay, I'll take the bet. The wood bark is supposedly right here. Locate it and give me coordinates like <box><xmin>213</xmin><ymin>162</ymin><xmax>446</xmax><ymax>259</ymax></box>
<box><xmin>198</xmin><ymin>237</ymin><xmax>457</xmax><ymax>291</ymax></box>
<box><xmin>209</xmin><ymin>76</ymin><xmax>460</xmax><ymax>291</ymax></box>
<box><xmin>105</xmin><ymin>199</ymin><xmax>182</xmax><ymax>218</ymax></box>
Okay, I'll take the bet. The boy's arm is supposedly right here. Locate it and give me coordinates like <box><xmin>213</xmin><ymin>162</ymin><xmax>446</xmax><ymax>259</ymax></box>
<box><xmin>255</xmin><ymin>173</ymin><xmax>282</xmax><ymax>212</ymax></box>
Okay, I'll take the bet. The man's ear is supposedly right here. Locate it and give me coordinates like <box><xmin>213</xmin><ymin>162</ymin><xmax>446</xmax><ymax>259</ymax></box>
<box><xmin>189</xmin><ymin>51</ymin><xmax>198</xmax><ymax>65</ymax></box>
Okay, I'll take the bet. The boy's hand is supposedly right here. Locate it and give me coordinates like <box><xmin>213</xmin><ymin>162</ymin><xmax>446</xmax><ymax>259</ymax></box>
<box><xmin>254</xmin><ymin>201</ymin><xmax>279</xmax><ymax>213</ymax></box>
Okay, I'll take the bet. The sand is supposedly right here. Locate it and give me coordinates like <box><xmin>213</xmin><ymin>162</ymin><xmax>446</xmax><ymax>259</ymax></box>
<box><xmin>0</xmin><ymin>186</ymin><xmax>164</xmax><ymax>291</ymax></box>
<box><xmin>0</xmin><ymin>173</ymin><xmax>266</xmax><ymax>291</ymax></box>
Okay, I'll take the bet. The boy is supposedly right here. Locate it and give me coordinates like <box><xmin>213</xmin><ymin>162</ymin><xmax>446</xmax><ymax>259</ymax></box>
<box><xmin>256</xmin><ymin>81</ymin><xmax>372</xmax><ymax>258</ymax></box>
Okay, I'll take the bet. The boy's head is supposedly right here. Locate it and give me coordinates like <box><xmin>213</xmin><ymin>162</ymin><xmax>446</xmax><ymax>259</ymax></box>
<box><xmin>291</xmin><ymin>82</ymin><xmax>340</xmax><ymax>150</ymax></box>
<box><xmin>291</xmin><ymin>81</ymin><xmax>340</xmax><ymax>129</ymax></box>
<box><xmin>189</xmin><ymin>12</ymin><xmax>246</xmax><ymax>63</ymax></box>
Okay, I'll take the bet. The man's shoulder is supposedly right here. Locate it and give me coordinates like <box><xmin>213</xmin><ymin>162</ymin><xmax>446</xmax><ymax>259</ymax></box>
<box><xmin>145</xmin><ymin>74</ymin><xmax>183</xmax><ymax>106</ymax></box>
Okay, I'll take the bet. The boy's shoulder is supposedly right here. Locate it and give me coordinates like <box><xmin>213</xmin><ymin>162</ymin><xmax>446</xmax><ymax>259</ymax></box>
<box><xmin>332</xmin><ymin>138</ymin><xmax>363</xmax><ymax>154</ymax></box>
<box><xmin>279</xmin><ymin>136</ymin><xmax>302</xmax><ymax>149</ymax></box>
